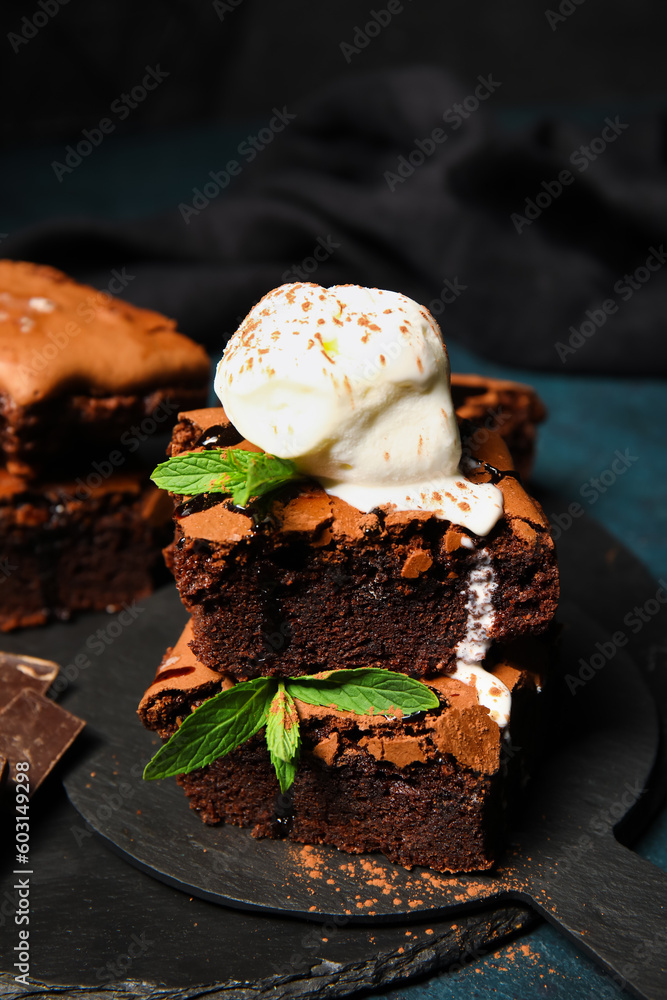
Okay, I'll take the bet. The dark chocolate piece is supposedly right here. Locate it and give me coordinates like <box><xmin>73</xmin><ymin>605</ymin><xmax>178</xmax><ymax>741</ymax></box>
<box><xmin>0</xmin><ymin>690</ymin><xmax>85</xmax><ymax>794</ymax></box>
<box><xmin>0</xmin><ymin>652</ymin><xmax>59</xmax><ymax>710</ymax></box>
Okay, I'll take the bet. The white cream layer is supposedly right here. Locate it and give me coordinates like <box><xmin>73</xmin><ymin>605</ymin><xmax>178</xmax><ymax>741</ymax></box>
<box><xmin>453</xmin><ymin>550</ymin><xmax>511</xmax><ymax>727</ymax></box>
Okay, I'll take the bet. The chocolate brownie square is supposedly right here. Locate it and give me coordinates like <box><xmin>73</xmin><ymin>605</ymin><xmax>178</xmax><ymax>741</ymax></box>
<box><xmin>164</xmin><ymin>409</ymin><xmax>558</xmax><ymax>680</ymax></box>
<box><xmin>0</xmin><ymin>260</ymin><xmax>210</xmax><ymax>476</ymax></box>
<box><xmin>0</xmin><ymin>468</ymin><xmax>172</xmax><ymax>631</ymax></box>
<box><xmin>450</xmin><ymin>373</ymin><xmax>546</xmax><ymax>480</ymax></box>
<box><xmin>139</xmin><ymin>621</ymin><xmax>548</xmax><ymax>873</ymax></box>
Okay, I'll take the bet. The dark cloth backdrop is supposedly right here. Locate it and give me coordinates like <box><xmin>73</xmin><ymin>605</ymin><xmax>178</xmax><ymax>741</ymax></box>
<box><xmin>5</xmin><ymin>68</ymin><xmax>667</xmax><ymax>374</ymax></box>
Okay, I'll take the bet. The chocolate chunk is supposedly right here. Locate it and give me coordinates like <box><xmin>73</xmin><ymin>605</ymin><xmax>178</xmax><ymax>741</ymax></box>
<box><xmin>0</xmin><ymin>652</ymin><xmax>60</xmax><ymax>711</ymax></box>
<box><xmin>0</xmin><ymin>690</ymin><xmax>85</xmax><ymax>795</ymax></box>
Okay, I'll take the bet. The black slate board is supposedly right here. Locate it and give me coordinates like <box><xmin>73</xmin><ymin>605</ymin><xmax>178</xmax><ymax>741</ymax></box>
<box><xmin>58</xmin><ymin>592</ymin><xmax>653</xmax><ymax>920</ymax></box>
<box><xmin>1</xmin><ymin>500</ymin><xmax>666</xmax><ymax>999</ymax></box>
<box><xmin>57</xmin><ymin>588</ymin><xmax>667</xmax><ymax>1000</ymax></box>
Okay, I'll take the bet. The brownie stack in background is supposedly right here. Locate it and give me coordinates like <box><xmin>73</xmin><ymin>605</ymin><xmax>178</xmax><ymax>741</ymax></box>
<box><xmin>0</xmin><ymin>260</ymin><xmax>210</xmax><ymax>631</ymax></box>
<box><xmin>139</xmin><ymin>374</ymin><xmax>558</xmax><ymax>874</ymax></box>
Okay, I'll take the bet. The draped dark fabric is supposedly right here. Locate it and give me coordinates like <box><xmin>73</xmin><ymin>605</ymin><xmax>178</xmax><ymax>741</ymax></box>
<box><xmin>5</xmin><ymin>67</ymin><xmax>667</xmax><ymax>374</ymax></box>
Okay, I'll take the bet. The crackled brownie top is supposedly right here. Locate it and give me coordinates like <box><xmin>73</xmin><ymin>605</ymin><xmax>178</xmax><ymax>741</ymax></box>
<box><xmin>450</xmin><ymin>373</ymin><xmax>546</xmax><ymax>480</ymax></box>
<box><xmin>0</xmin><ymin>260</ymin><xmax>210</xmax><ymax>406</ymax></box>
<box><xmin>169</xmin><ymin>406</ymin><xmax>550</xmax><ymax>556</ymax></box>
<box><xmin>139</xmin><ymin>620</ymin><xmax>544</xmax><ymax>776</ymax></box>
<box><xmin>450</xmin><ymin>372</ymin><xmax>546</xmax><ymax>429</ymax></box>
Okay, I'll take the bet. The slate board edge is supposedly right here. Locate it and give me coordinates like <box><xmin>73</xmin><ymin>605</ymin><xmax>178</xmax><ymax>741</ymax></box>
<box><xmin>70</xmin><ymin>815</ymin><xmax>509</xmax><ymax>926</ymax></box>
<box><xmin>1</xmin><ymin>904</ymin><xmax>538</xmax><ymax>1000</ymax></box>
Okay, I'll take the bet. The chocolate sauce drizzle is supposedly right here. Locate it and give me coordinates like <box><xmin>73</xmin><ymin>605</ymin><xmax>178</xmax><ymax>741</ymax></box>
<box><xmin>273</xmin><ymin>789</ymin><xmax>295</xmax><ymax>832</ymax></box>
<box><xmin>479</xmin><ymin>461</ymin><xmax>523</xmax><ymax>485</ymax></box>
<box><xmin>194</xmin><ymin>423</ymin><xmax>243</xmax><ymax>449</ymax></box>
<box><xmin>175</xmin><ymin>493</ymin><xmax>222</xmax><ymax>518</ymax></box>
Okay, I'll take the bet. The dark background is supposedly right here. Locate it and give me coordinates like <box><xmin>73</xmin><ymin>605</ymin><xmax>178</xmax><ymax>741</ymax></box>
<box><xmin>3</xmin><ymin>0</ymin><xmax>667</xmax><ymax>142</ymax></box>
<box><xmin>3</xmin><ymin>0</ymin><xmax>667</xmax><ymax>378</ymax></box>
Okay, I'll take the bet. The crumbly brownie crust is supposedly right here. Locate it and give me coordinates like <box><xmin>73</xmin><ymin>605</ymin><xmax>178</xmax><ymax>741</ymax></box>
<box><xmin>0</xmin><ymin>260</ymin><xmax>210</xmax><ymax>475</ymax></box>
<box><xmin>139</xmin><ymin>622</ymin><xmax>548</xmax><ymax>873</ymax></box>
<box><xmin>0</xmin><ymin>386</ymin><xmax>208</xmax><ymax>478</ymax></box>
<box><xmin>0</xmin><ymin>468</ymin><xmax>172</xmax><ymax>631</ymax></box>
<box><xmin>165</xmin><ymin>409</ymin><xmax>559</xmax><ymax>680</ymax></box>
<box><xmin>450</xmin><ymin>373</ymin><xmax>546</xmax><ymax>480</ymax></box>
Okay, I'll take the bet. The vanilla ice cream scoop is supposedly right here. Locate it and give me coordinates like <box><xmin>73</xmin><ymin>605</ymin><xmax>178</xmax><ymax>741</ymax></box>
<box><xmin>215</xmin><ymin>283</ymin><xmax>503</xmax><ymax>535</ymax></box>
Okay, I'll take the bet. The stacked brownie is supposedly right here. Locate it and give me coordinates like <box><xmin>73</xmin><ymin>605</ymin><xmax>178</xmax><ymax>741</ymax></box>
<box><xmin>140</xmin><ymin>619</ymin><xmax>549</xmax><ymax>872</ymax></box>
<box><xmin>0</xmin><ymin>260</ymin><xmax>210</xmax><ymax>630</ymax></box>
<box><xmin>138</xmin><ymin>281</ymin><xmax>559</xmax><ymax>872</ymax></box>
<box><xmin>140</xmin><ymin>404</ymin><xmax>558</xmax><ymax>872</ymax></box>
<box><xmin>165</xmin><ymin>410</ymin><xmax>557</xmax><ymax>679</ymax></box>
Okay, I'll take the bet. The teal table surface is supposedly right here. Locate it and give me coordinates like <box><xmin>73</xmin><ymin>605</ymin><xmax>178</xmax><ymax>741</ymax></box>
<box><xmin>2</xmin><ymin>120</ymin><xmax>666</xmax><ymax>999</ymax></box>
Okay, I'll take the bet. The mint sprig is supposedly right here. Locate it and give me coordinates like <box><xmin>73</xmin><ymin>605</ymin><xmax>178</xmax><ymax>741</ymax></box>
<box><xmin>265</xmin><ymin>682</ymin><xmax>301</xmax><ymax>794</ymax></box>
<box><xmin>143</xmin><ymin>668</ymin><xmax>439</xmax><ymax>792</ymax></box>
<box><xmin>151</xmin><ymin>448</ymin><xmax>303</xmax><ymax>506</ymax></box>
<box><xmin>143</xmin><ymin>677</ymin><xmax>274</xmax><ymax>780</ymax></box>
<box><xmin>288</xmin><ymin>668</ymin><xmax>439</xmax><ymax>716</ymax></box>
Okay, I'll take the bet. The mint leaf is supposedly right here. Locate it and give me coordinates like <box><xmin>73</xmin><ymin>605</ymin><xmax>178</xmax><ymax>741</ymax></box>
<box><xmin>287</xmin><ymin>668</ymin><xmax>439</xmax><ymax>716</ymax></box>
<box><xmin>151</xmin><ymin>450</ymin><xmax>235</xmax><ymax>496</ymax></box>
<box><xmin>272</xmin><ymin>757</ymin><xmax>298</xmax><ymax>795</ymax></box>
<box><xmin>143</xmin><ymin>677</ymin><xmax>276</xmax><ymax>780</ymax></box>
<box><xmin>266</xmin><ymin>683</ymin><xmax>301</xmax><ymax>762</ymax></box>
<box><xmin>235</xmin><ymin>452</ymin><xmax>302</xmax><ymax>507</ymax></box>
<box><xmin>151</xmin><ymin>448</ymin><xmax>302</xmax><ymax>504</ymax></box>
<box><xmin>265</xmin><ymin>682</ymin><xmax>301</xmax><ymax>793</ymax></box>
<box><xmin>142</xmin><ymin>668</ymin><xmax>438</xmax><ymax>791</ymax></box>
